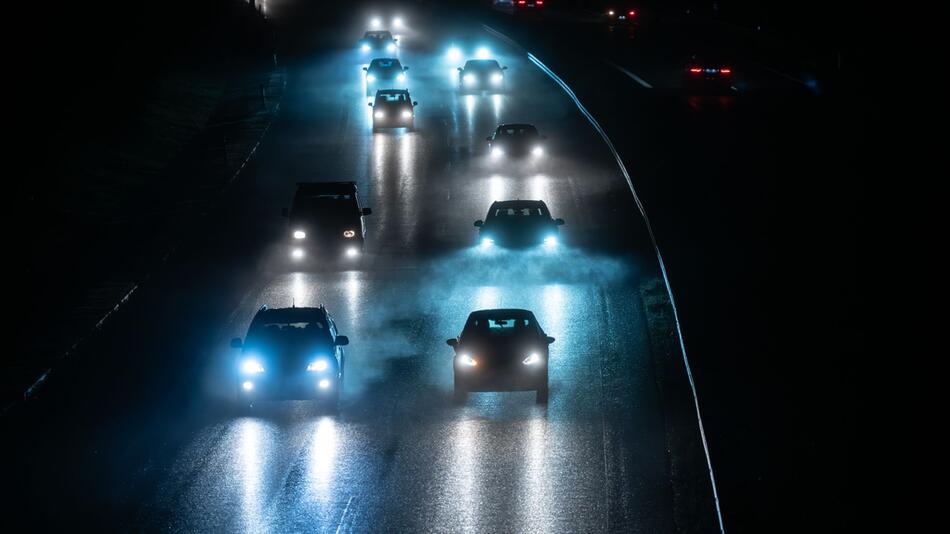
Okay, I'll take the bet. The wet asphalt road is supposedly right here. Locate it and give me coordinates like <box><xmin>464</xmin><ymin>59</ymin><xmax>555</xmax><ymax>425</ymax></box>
<box><xmin>2</xmin><ymin>4</ymin><xmax>718</xmax><ymax>533</ymax></box>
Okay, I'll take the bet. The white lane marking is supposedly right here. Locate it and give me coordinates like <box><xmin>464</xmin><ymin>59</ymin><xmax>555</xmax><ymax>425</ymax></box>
<box><xmin>605</xmin><ymin>60</ymin><xmax>654</xmax><ymax>89</ymax></box>
<box><xmin>518</xmin><ymin>47</ymin><xmax>726</xmax><ymax>533</ymax></box>
<box><xmin>335</xmin><ymin>495</ymin><xmax>355</xmax><ymax>534</ymax></box>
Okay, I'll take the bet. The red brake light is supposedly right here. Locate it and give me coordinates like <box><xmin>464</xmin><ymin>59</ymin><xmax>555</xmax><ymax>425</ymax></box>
<box><xmin>518</xmin><ymin>0</ymin><xmax>526</xmax><ymax>4</ymax></box>
<box><xmin>689</xmin><ymin>67</ymin><xmax>702</xmax><ymax>73</ymax></box>
<box><xmin>720</xmin><ymin>68</ymin><xmax>731</xmax><ymax>75</ymax></box>
<box><xmin>629</xmin><ymin>10</ymin><xmax>636</xmax><ymax>16</ymax></box>
<box><xmin>537</xmin><ymin>0</ymin><xmax>543</xmax><ymax>4</ymax></box>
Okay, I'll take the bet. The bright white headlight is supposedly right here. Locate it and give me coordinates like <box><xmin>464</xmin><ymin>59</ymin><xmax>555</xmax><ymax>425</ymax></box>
<box><xmin>463</xmin><ymin>73</ymin><xmax>475</xmax><ymax>84</ymax></box>
<box><xmin>318</xmin><ymin>378</ymin><xmax>332</xmax><ymax>389</ymax></box>
<box><xmin>523</xmin><ymin>353</ymin><xmax>542</xmax><ymax>365</ymax></box>
<box><xmin>491</xmin><ymin>73</ymin><xmax>503</xmax><ymax>84</ymax></box>
<box><xmin>374</xmin><ymin>111</ymin><xmax>385</xmax><ymax>119</ymax></box>
<box><xmin>481</xmin><ymin>237</ymin><xmax>494</xmax><ymax>247</ymax></box>
<box><xmin>291</xmin><ymin>248</ymin><xmax>304</xmax><ymax>259</ymax></box>
<box><xmin>532</xmin><ymin>146</ymin><xmax>544</xmax><ymax>156</ymax></box>
<box><xmin>401</xmin><ymin>110</ymin><xmax>412</xmax><ymax>118</ymax></box>
<box><xmin>345</xmin><ymin>247</ymin><xmax>360</xmax><ymax>258</ymax></box>
<box><xmin>387</xmin><ymin>43</ymin><xmax>396</xmax><ymax>52</ymax></box>
<box><xmin>370</xmin><ymin>17</ymin><xmax>382</xmax><ymax>28</ymax></box>
<box><xmin>447</xmin><ymin>47</ymin><xmax>461</xmax><ymax>61</ymax></box>
<box><xmin>458</xmin><ymin>354</ymin><xmax>478</xmax><ymax>367</ymax></box>
<box><xmin>366</xmin><ymin>74</ymin><xmax>376</xmax><ymax>82</ymax></box>
<box><xmin>491</xmin><ymin>147</ymin><xmax>504</xmax><ymax>158</ymax></box>
<box><xmin>393</xmin><ymin>17</ymin><xmax>404</xmax><ymax>28</ymax></box>
<box><xmin>242</xmin><ymin>380</ymin><xmax>254</xmax><ymax>391</ymax></box>
<box><xmin>361</xmin><ymin>44</ymin><xmax>370</xmax><ymax>52</ymax></box>
<box><xmin>343</xmin><ymin>229</ymin><xmax>356</xmax><ymax>238</ymax></box>
<box><xmin>476</xmin><ymin>47</ymin><xmax>490</xmax><ymax>59</ymax></box>
<box><xmin>307</xmin><ymin>359</ymin><xmax>329</xmax><ymax>372</ymax></box>
<box><xmin>293</xmin><ymin>230</ymin><xmax>306</xmax><ymax>239</ymax></box>
<box><xmin>544</xmin><ymin>235</ymin><xmax>558</xmax><ymax>246</ymax></box>
<box><xmin>240</xmin><ymin>359</ymin><xmax>265</xmax><ymax>375</ymax></box>
<box><xmin>397</xmin><ymin>73</ymin><xmax>406</xmax><ymax>82</ymax></box>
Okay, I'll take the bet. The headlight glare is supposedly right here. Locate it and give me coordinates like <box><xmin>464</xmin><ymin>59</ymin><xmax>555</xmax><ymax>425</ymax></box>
<box><xmin>240</xmin><ymin>358</ymin><xmax>265</xmax><ymax>375</ymax></box>
<box><xmin>375</xmin><ymin>111</ymin><xmax>385</xmax><ymax>119</ymax></box>
<box><xmin>293</xmin><ymin>230</ymin><xmax>306</xmax><ymax>239</ymax></box>
<box><xmin>343</xmin><ymin>230</ymin><xmax>356</xmax><ymax>238</ymax></box>
<box><xmin>523</xmin><ymin>352</ymin><xmax>542</xmax><ymax>365</ymax></box>
<box><xmin>366</xmin><ymin>74</ymin><xmax>376</xmax><ymax>82</ymax></box>
<box><xmin>307</xmin><ymin>359</ymin><xmax>329</xmax><ymax>372</ymax></box>
<box><xmin>459</xmin><ymin>354</ymin><xmax>478</xmax><ymax>367</ymax></box>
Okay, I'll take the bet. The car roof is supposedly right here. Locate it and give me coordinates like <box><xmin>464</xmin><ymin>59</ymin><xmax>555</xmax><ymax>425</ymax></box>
<box><xmin>490</xmin><ymin>199</ymin><xmax>548</xmax><ymax>210</ymax></box>
<box><xmin>254</xmin><ymin>306</ymin><xmax>329</xmax><ymax>323</ymax></box>
<box><xmin>468</xmin><ymin>308</ymin><xmax>537</xmax><ymax>320</ymax></box>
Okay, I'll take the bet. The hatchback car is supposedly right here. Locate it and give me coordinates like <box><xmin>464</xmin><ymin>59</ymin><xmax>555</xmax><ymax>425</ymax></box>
<box><xmin>475</xmin><ymin>199</ymin><xmax>564</xmax><ymax>248</ymax></box>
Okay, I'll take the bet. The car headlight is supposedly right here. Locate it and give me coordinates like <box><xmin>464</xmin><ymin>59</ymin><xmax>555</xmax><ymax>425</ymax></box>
<box><xmin>463</xmin><ymin>73</ymin><xmax>475</xmax><ymax>84</ymax></box>
<box><xmin>458</xmin><ymin>354</ymin><xmax>478</xmax><ymax>367</ymax></box>
<box><xmin>481</xmin><ymin>237</ymin><xmax>494</xmax><ymax>247</ymax></box>
<box><xmin>543</xmin><ymin>235</ymin><xmax>558</xmax><ymax>246</ymax></box>
<box><xmin>242</xmin><ymin>380</ymin><xmax>254</xmax><ymax>391</ymax></box>
<box><xmin>447</xmin><ymin>47</ymin><xmax>461</xmax><ymax>61</ymax></box>
<box><xmin>366</xmin><ymin>74</ymin><xmax>376</xmax><ymax>82</ymax></box>
<box><xmin>397</xmin><ymin>73</ymin><xmax>406</xmax><ymax>82</ymax></box>
<box><xmin>307</xmin><ymin>359</ymin><xmax>329</xmax><ymax>372</ymax></box>
<box><xmin>491</xmin><ymin>147</ymin><xmax>504</xmax><ymax>158</ymax></box>
<box><xmin>240</xmin><ymin>358</ymin><xmax>265</xmax><ymax>375</ymax></box>
<box><xmin>393</xmin><ymin>17</ymin><xmax>404</xmax><ymax>28</ymax></box>
<box><xmin>532</xmin><ymin>146</ymin><xmax>544</xmax><ymax>157</ymax></box>
<box><xmin>401</xmin><ymin>110</ymin><xmax>412</xmax><ymax>118</ymax></box>
<box><xmin>523</xmin><ymin>352</ymin><xmax>542</xmax><ymax>365</ymax></box>
<box><xmin>375</xmin><ymin>111</ymin><xmax>385</xmax><ymax>119</ymax></box>
<box><xmin>318</xmin><ymin>378</ymin><xmax>332</xmax><ymax>389</ymax></box>
<box><xmin>293</xmin><ymin>230</ymin><xmax>306</xmax><ymax>239</ymax></box>
<box><xmin>345</xmin><ymin>247</ymin><xmax>360</xmax><ymax>258</ymax></box>
<box><xmin>491</xmin><ymin>73</ymin><xmax>503</xmax><ymax>84</ymax></box>
<box><xmin>387</xmin><ymin>43</ymin><xmax>396</xmax><ymax>52</ymax></box>
<box><xmin>291</xmin><ymin>248</ymin><xmax>305</xmax><ymax>259</ymax></box>
<box><xmin>343</xmin><ymin>229</ymin><xmax>356</xmax><ymax>238</ymax></box>
<box><xmin>361</xmin><ymin>44</ymin><xmax>370</xmax><ymax>52</ymax></box>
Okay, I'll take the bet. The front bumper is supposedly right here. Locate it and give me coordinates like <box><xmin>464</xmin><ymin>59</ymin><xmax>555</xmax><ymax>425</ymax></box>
<box><xmin>239</xmin><ymin>373</ymin><xmax>339</xmax><ymax>400</ymax></box>
<box><xmin>454</xmin><ymin>365</ymin><xmax>547</xmax><ymax>392</ymax></box>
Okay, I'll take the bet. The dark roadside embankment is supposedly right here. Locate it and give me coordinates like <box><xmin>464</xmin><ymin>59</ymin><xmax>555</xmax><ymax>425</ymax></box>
<box><xmin>8</xmin><ymin>0</ymin><xmax>284</xmax><ymax>409</ymax></box>
<box><xmin>445</xmin><ymin>2</ymin><xmax>863</xmax><ymax>531</ymax></box>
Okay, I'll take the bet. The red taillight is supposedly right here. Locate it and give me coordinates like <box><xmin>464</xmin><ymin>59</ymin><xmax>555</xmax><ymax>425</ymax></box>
<box><xmin>628</xmin><ymin>10</ymin><xmax>636</xmax><ymax>16</ymax></box>
<box><xmin>720</xmin><ymin>68</ymin><xmax>731</xmax><ymax>75</ymax></box>
<box><xmin>518</xmin><ymin>0</ymin><xmax>526</xmax><ymax>4</ymax></box>
<box><xmin>689</xmin><ymin>67</ymin><xmax>702</xmax><ymax>73</ymax></box>
<box><xmin>537</xmin><ymin>0</ymin><xmax>544</xmax><ymax>4</ymax></box>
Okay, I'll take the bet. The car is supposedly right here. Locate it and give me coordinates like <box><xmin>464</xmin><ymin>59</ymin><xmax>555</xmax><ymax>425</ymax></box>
<box><xmin>363</xmin><ymin>58</ymin><xmax>409</xmax><ymax>95</ymax></box>
<box><xmin>447</xmin><ymin>308</ymin><xmax>555</xmax><ymax>404</ymax></box>
<box><xmin>492</xmin><ymin>0</ymin><xmax>545</xmax><ymax>14</ymax></box>
<box><xmin>684</xmin><ymin>54</ymin><xmax>734</xmax><ymax>93</ymax></box>
<box><xmin>604</xmin><ymin>7</ymin><xmax>640</xmax><ymax>26</ymax></box>
<box><xmin>458</xmin><ymin>59</ymin><xmax>508</xmax><ymax>93</ymax></box>
<box><xmin>368</xmin><ymin>89</ymin><xmax>417</xmax><ymax>132</ymax></box>
<box><xmin>359</xmin><ymin>30</ymin><xmax>397</xmax><ymax>54</ymax></box>
<box><xmin>475</xmin><ymin>199</ymin><xmax>565</xmax><ymax>248</ymax></box>
<box><xmin>486</xmin><ymin>123</ymin><xmax>547</xmax><ymax>159</ymax></box>
<box><xmin>230</xmin><ymin>305</ymin><xmax>349</xmax><ymax>409</ymax></box>
<box><xmin>282</xmin><ymin>181</ymin><xmax>372</xmax><ymax>262</ymax></box>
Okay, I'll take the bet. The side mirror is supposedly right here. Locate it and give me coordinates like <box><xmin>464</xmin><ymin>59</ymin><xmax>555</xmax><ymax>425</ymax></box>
<box><xmin>457</xmin><ymin>67</ymin><xmax>463</xmax><ymax>72</ymax></box>
<box><xmin>335</xmin><ymin>335</ymin><xmax>350</xmax><ymax>346</ymax></box>
<box><xmin>394</xmin><ymin>38</ymin><xmax>398</xmax><ymax>42</ymax></box>
<box><xmin>403</xmin><ymin>66</ymin><xmax>409</xmax><ymax>70</ymax></box>
<box><xmin>362</xmin><ymin>67</ymin><xmax>368</xmax><ymax>71</ymax></box>
<box><xmin>446</xmin><ymin>339</ymin><xmax>458</xmax><ymax>347</ymax></box>
<box><xmin>545</xmin><ymin>336</ymin><xmax>556</xmax><ymax>344</ymax></box>
<box><xmin>281</xmin><ymin>207</ymin><xmax>289</xmax><ymax>218</ymax></box>
<box><xmin>502</xmin><ymin>66</ymin><xmax>508</xmax><ymax>70</ymax></box>
<box><xmin>362</xmin><ymin>207</ymin><xmax>373</xmax><ymax>216</ymax></box>
<box><xmin>368</xmin><ymin>102</ymin><xmax>374</xmax><ymax>107</ymax></box>
<box><xmin>474</xmin><ymin>220</ymin><xmax>484</xmax><ymax>227</ymax></box>
<box><xmin>486</xmin><ymin>136</ymin><xmax>493</xmax><ymax>141</ymax></box>
<box><xmin>555</xmin><ymin>218</ymin><xmax>565</xmax><ymax>226</ymax></box>
<box><xmin>230</xmin><ymin>337</ymin><xmax>243</xmax><ymax>349</ymax></box>
<box><xmin>413</xmin><ymin>101</ymin><xmax>418</xmax><ymax>106</ymax></box>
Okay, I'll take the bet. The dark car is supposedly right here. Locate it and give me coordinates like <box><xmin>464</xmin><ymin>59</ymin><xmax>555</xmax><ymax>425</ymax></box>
<box><xmin>487</xmin><ymin>123</ymin><xmax>546</xmax><ymax>159</ymax></box>
<box><xmin>492</xmin><ymin>0</ymin><xmax>545</xmax><ymax>14</ymax></box>
<box><xmin>363</xmin><ymin>58</ymin><xmax>409</xmax><ymax>95</ymax></box>
<box><xmin>359</xmin><ymin>30</ymin><xmax>397</xmax><ymax>53</ymax></box>
<box><xmin>230</xmin><ymin>305</ymin><xmax>349</xmax><ymax>408</ymax></box>
<box><xmin>369</xmin><ymin>89</ymin><xmax>417</xmax><ymax>132</ymax></box>
<box><xmin>684</xmin><ymin>54</ymin><xmax>734</xmax><ymax>93</ymax></box>
<box><xmin>282</xmin><ymin>181</ymin><xmax>372</xmax><ymax>262</ymax></box>
<box><xmin>447</xmin><ymin>308</ymin><xmax>555</xmax><ymax>404</ymax></box>
<box><xmin>604</xmin><ymin>6</ymin><xmax>640</xmax><ymax>26</ymax></box>
<box><xmin>475</xmin><ymin>199</ymin><xmax>564</xmax><ymax>248</ymax></box>
<box><xmin>458</xmin><ymin>59</ymin><xmax>508</xmax><ymax>93</ymax></box>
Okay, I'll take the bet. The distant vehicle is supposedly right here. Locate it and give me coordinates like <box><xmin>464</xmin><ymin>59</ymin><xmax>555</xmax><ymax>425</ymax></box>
<box><xmin>230</xmin><ymin>305</ymin><xmax>349</xmax><ymax>409</ymax></box>
<box><xmin>475</xmin><ymin>199</ymin><xmax>565</xmax><ymax>248</ymax></box>
<box><xmin>492</xmin><ymin>0</ymin><xmax>545</xmax><ymax>14</ymax></box>
<box><xmin>447</xmin><ymin>308</ymin><xmax>555</xmax><ymax>404</ymax></box>
<box><xmin>282</xmin><ymin>181</ymin><xmax>372</xmax><ymax>262</ymax></box>
<box><xmin>369</xmin><ymin>89</ymin><xmax>417</xmax><ymax>132</ymax></box>
<box><xmin>359</xmin><ymin>30</ymin><xmax>397</xmax><ymax>53</ymax></box>
<box><xmin>604</xmin><ymin>6</ymin><xmax>640</xmax><ymax>25</ymax></box>
<box><xmin>486</xmin><ymin>123</ymin><xmax>546</xmax><ymax>159</ymax></box>
<box><xmin>363</xmin><ymin>58</ymin><xmax>409</xmax><ymax>95</ymax></box>
<box><xmin>684</xmin><ymin>54</ymin><xmax>734</xmax><ymax>92</ymax></box>
<box><xmin>458</xmin><ymin>59</ymin><xmax>508</xmax><ymax>93</ymax></box>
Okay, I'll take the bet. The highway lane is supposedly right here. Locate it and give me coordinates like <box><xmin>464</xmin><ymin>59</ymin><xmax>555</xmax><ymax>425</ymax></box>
<box><xmin>3</xmin><ymin>5</ymin><xmax>717</xmax><ymax>532</ymax></box>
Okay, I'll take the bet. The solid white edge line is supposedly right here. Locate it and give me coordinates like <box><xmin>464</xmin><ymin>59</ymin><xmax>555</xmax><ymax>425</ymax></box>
<box><xmin>490</xmin><ymin>42</ymin><xmax>727</xmax><ymax>532</ymax></box>
<box><xmin>605</xmin><ymin>59</ymin><xmax>654</xmax><ymax>89</ymax></box>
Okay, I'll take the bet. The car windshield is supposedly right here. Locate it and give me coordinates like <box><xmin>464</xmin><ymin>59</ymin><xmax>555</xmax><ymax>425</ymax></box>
<box><xmin>491</xmin><ymin>207</ymin><xmax>546</xmax><ymax>218</ymax></box>
<box><xmin>465</xmin><ymin>315</ymin><xmax>536</xmax><ymax>336</ymax></box>
<box><xmin>465</xmin><ymin>60</ymin><xmax>501</xmax><ymax>70</ymax></box>
<box><xmin>376</xmin><ymin>92</ymin><xmax>410</xmax><ymax>103</ymax></box>
<box><xmin>364</xmin><ymin>31</ymin><xmax>392</xmax><ymax>40</ymax></box>
<box><xmin>496</xmin><ymin>126</ymin><xmax>538</xmax><ymax>137</ymax></box>
<box><xmin>369</xmin><ymin>59</ymin><xmax>402</xmax><ymax>73</ymax></box>
<box><xmin>293</xmin><ymin>194</ymin><xmax>359</xmax><ymax>218</ymax></box>
<box><xmin>248</xmin><ymin>317</ymin><xmax>331</xmax><ymax>343</ymax></box>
